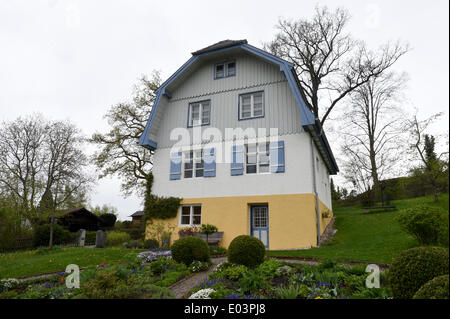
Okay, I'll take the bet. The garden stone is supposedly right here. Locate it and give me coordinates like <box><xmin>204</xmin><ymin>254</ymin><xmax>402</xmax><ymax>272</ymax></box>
<box><xmin>77</xmin><ymin>229</ymin><xmax>86</xmax><ymax>247</ymax></box>
<box><xmin>95</xmin><ymin>230</ymin><xmax>106</xmax><ymax>248</ymax></box>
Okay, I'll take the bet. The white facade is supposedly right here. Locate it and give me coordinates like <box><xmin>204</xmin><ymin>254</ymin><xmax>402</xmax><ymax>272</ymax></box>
<box><xmin>152</xmin><ymin>133</ymin><xmax>315</xmax><ymax>198</ymax></box>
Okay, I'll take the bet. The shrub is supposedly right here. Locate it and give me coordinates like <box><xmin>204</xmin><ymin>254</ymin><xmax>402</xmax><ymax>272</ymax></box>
<box><xmin>413</xmin><ymin>275</ymin><xmax>449</xmax><ymax>299</ymax></box>
<box><xmin>123</xmin><ymin>240</ymin><xmax>143</xmax><ymax>249</ymax></box>
<box><xmin>395</xmin><ymin>205</ymin><xmax>448</xmax><ymax>245</ymax></box>
<box><xmin>144</xmin><ymin>239</ymin><xmax>160</xmax><ymax>249</ymax></box>
<box><xmin>210</xmin><ymin>264</ymin><xmax>248</xmax><ymax>281</ymax></box>
<box><xmin>318</xmin><ymin>258</ymin><xmax>337</xmax><ymax>270</ymax></box>
<box><xmin>210</xmin><ymin>246</ymin><xmax>227</xmax><ymax>255</ymax></box>
<box><xmin>171</xmin><ymin>236</ymin><xmax>210</xmax><ymax>266</ymax></box>
<box><xmin>257</xmin><ymin>259</ymin><xmax>282</xmax><ymax>279</ymax></box>
<box><xmin>122</xmin><ymin>227</ymin><xmax>145</xmax><ymax>240</ymax></box>
<box><xmin>106</xmin><ymin>231</ymin><xmax>131</xmax><ymax>247</ymax></box>
<box><xmin>33</xmin><ymin>224</ymin><xmax>75</xmax><ymax>247</ymax></box>
<box><xmin>149</xmin><ymin>256</ymin><xmax>182</xmax><ymax>275</ymax></box>
<box><xmin>85</xmin><ymin>231</ymin><xmax>97</xmax><ymax>245</ymax></box>
<box><xmin>238</xmin><ymin>271</ymin><xmax>266</xmax><ymax>293</ymax></box>
<box><xmin>227</xmin><ymin>235</ymin><xmax>265</xmax><ymax>267</ymax></box>
<box><xmin>99</xmin><ymin>213</ymin><xmax>117</xmax><ymax>229</ymax></box>
<box><xmin>388</xmin><ymin>246</ymin><xmax>449</xmax><ymax>299</ymax></box>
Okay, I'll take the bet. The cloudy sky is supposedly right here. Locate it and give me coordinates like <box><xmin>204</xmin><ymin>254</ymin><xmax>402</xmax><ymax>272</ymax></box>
<box><xmin>1</xmin><ymin>0</ymin><xmax>448</xmax><ymax>220</ymax></box>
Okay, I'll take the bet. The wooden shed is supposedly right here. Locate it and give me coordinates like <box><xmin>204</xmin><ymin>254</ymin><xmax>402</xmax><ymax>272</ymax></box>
<box><xmin>57</xmin><ymin>207</ymin><xmax>102</xmax><ymax>232</ymax></box>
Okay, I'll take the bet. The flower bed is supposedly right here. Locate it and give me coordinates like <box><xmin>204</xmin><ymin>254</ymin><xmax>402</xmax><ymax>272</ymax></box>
<box><xmin>186</xmin><ymin>258</ymin><xmax>392</xmax><ymax>299</ymax></box>
<box><xmin>0</xmin><ymin>252</ymin><xmax>196</xmax><ymax>299</ymax></box>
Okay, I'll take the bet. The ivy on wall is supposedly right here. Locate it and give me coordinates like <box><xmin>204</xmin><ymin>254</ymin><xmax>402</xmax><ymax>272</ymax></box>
<box><xmin>144</xmin><ymin>173</ymin><xmax>182</xmax><ymax>220</ymax></box>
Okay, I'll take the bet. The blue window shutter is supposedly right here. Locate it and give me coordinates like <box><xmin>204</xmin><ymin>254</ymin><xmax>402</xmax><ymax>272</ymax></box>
<box><xmin>231</xmin><ymin>145</ymin><xmax>244</xmax><ymax>175</ymax></box>
<box><xmin>169</xmin><ymin>152</ymin><xmax>182</xmax><ymax>180</ymax></box>
<box><xmin>204</xmin><ymin>147</ymin><xmax>216</xmax><ymax>177</ymax></box>
<box><xmin>270</xmin><ymin>141</ymin><xmax>285</xmax><ymax>173</ymax></box>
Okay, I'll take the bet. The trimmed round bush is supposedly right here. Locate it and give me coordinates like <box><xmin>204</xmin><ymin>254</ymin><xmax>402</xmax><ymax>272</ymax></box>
<box><xmin>33</xmin><ymin>224</ymin><xmax>75</xmax><ymax>247</ymax></box>
<box><xmin>227</xmin><ymin>235</ymin><xmax>265</xmax><ymax>267</ymax></box>
<box><xmin>171</xmin><ymin>236</ymin><xmax>210</xmax><ymax>266</ymax></box>
<box><xmin>388</xmin><ymin>246</ymin><xmax>449</xmax><ymax>299</ymax></box>
<box><xmin>413</xmin><ymin>275</ymin><xmax>449</xmax><ymax>299</ymax></box>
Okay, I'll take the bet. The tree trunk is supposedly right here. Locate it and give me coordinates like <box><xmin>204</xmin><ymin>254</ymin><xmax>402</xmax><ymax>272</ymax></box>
<box><xmin>369</xmin><ymin>139</ymin><xmax>380</xmax><ymax>204</ymax></box>
<box><xmin>49</xmin><ymin>208</ymin><xmax>55</xmax><ymax>248</ymax></box>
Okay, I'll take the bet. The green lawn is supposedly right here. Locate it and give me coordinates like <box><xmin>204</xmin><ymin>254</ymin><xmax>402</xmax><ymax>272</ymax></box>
<box><xmin>0</xmin><ymin>247</ymin><xmax>146</xmax><ymax>279</ymax></box>
<box><xmin>266</xmin><ymin>193</ymin><xmax>449</xmax><ymax>264</ymax></box>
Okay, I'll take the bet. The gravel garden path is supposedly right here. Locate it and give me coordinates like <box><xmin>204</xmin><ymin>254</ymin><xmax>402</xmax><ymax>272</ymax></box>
<box><xmin>170</xmin><ymin>256</ymin><xmax>227</xmax><ymax>299</ymax></box>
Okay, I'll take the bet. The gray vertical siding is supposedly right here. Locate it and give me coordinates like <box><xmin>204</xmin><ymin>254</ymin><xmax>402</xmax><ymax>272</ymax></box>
<box><xmin>149</xmin><ymin>52</ymin><xmax>304</xmax><ymax>148</ymax></box>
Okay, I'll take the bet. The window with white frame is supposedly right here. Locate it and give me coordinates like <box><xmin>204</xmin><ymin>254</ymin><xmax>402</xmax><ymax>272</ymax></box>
<box><xmin>245</xmin><ymin>142</ymin><xmax>270</xmax><ymax>174</ymax></box>
<box><xmin>180</xmin><ymin>205</ymin><xmax>202</xmax><ymax>226</ymax></box>
<box><xmin>183</xmin><ymin>149</ymin><xmax>203</xmax><ymax>178</ymax></box>
<box><xmin>188</xmin><ymin>100</ymin><xmax>210</xmax><ymax>127</ymax></box>
<box><xmin>215</xmin><ymin>61</ymin><xmax>235</xmax><ymax>79</ymax></box>
<box><xmin>239</xmin><ymin>91</ymin><xmax>264</xmax><ymax>120</ymax></box>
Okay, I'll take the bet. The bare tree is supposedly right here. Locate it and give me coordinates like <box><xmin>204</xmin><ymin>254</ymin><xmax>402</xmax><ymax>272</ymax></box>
<box><xmin>43</xmin><ymin>120</ymin><xmax>93</xmax><ymax>248</ymax></box>
<box><xmin>340</xmin><ymin>71</ymin><xmax>407</xmax><ymax>199</ymax></box>
<box><xmin>90</xmin><ymin>72</ymin><xmax>161</xmax><ymax>196</ymax></box>
<box><xmin>0</xmin><ymin>115</ymin><xmax>93</xmax><ymax>241</ymax></box>
<box><xmin>264</xmin><ymin>6</ymin><xmax>409</xmax><ymax>126</ymax></box>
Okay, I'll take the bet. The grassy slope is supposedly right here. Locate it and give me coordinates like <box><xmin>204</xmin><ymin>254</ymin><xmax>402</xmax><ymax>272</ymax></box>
<box><xmin>266</xmin><ymin>193</ymin><xmax>449</xmax><ymax>264</ymax></box>
<box><xmin>0</xmin><ymin>247</ymin><xmax>145</xmax><ymax>279</ymax></box>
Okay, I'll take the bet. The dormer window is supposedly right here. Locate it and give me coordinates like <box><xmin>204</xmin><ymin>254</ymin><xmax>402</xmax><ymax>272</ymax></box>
<box><xmin>214</xmin><ymin>61</ymin><xmax>236</xmax><ymax>79</ymax></box>
<box><xmin>188</xmin><ymin>100</ymin><xmax>211</xmax><ymax>127</ymax></box>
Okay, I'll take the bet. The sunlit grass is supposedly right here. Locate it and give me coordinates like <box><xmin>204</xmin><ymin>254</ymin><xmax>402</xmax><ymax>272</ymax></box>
<box><xmin>266</xmin><ymin>193</ymin><xmax>449</xmax><ymax>264</ymax></box>
<box><xmin>0</xmin><ymin>246</ymin><xmax>146</xmax><ymax>279</ymax></box>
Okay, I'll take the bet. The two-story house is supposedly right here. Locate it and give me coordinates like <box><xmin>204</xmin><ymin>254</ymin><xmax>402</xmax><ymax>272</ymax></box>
<box><xmin>139</xmin><ymin>40</ymin><xmax>338</xmax><ymax>250</ymax></box>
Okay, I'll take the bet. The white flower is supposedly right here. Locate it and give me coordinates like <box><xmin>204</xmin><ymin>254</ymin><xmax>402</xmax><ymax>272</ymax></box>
<box><xmin>0</xmin><ymin>278</ymin><xmax>19</xmax><ymax>291</ymax></box>
<box><xmin>213</xmin><ymin>262</ymin><xmax>224</xmax><ymax>271</ymax></box>
<box><xmin>189</xmin><ymin>288</ymin><xmax>215</xmax><ymax>299</ymax></box>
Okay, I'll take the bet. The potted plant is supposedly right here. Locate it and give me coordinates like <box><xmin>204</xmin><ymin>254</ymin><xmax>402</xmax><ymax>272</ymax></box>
<box><xmin>199</xmin><ymin>224</ymin><xmax>219</xmax><ymax>245</ymax></box>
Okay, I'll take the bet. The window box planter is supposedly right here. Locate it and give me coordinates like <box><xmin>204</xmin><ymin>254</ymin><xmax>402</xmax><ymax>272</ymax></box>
<box><xmin>193</xmin><ymin>231</ymin><xmax>223</xmax><ymax>245</ymax></box>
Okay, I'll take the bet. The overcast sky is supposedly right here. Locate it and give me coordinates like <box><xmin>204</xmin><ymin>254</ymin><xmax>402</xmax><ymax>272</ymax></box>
<box><xmin>1</xmin><ymin>0</ymin><xmax>448</xmax><ymax>221</ymax></box>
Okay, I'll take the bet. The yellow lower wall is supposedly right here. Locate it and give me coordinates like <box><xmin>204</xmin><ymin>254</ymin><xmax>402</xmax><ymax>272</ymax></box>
<box><xmin>146</xmin><ymin>193</ymin><xmax>333</xmax><ymax>250</ymax></box>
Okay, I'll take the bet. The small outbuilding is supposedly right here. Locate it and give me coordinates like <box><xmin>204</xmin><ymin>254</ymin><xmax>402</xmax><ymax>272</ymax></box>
<box><xmin>129</xmin><ymin>210</ymin><xmax>145</xmax><ymax>225</ymax></box>
<box><xmin>57</xmin><ymin>207</ymin><xmax>102</xmax><ymax>232</ymax></box>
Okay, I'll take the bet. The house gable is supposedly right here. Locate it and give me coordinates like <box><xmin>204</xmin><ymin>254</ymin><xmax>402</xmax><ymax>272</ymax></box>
<box><xmin>139</xmin><ymin>40</ymin><xmax>338</xmax><ymax>174</ymax></box>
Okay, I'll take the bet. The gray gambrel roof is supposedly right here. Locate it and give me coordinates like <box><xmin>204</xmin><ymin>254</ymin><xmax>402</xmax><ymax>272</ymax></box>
<box><xmin>191</xmin><ymin>39</ymin><xmax>248</xmax><ymax>55</ymax></box>
<box><xmin>139</xmin><ymin>40</ymin><xmax>339</xmax><ymax>174</ymax></box>
<box><xmin>129</xmin><ymin>210</ymin><xmax>144</xmax><ymax>217</ymax></box>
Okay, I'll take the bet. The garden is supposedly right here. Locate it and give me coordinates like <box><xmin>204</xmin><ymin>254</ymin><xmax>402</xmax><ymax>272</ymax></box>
<box><xmin>1</xmin><ymin>200</ymin><xmax>448</xmax><ymax>299</ymax></box>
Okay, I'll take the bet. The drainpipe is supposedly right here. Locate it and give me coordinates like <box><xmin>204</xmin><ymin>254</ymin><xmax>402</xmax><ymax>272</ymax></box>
<box><xmin>310</xmin><ymin>135</ymin><xmax>321</xmax><ymax>246</ymax></box>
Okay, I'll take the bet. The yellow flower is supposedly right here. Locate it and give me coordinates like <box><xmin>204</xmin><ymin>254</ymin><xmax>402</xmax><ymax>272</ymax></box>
<box><xmin>314</xmin><ymin>296</ymin><xmax>322</xmax><ymax>299</ymax></box>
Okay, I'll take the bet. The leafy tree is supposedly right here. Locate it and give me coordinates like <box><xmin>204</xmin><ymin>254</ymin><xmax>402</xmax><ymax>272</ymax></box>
<box><xmin>406</xmin><ymin>113</ymin><xmax>449</xmax><ymax>202</ymax></box>
<box><xmin>330</xmin><ymin>178</ymin><xmax>339</xmax><ymax>201</ymax></box>
<box><xmin>90</xmin><ymin>204</ymin><xmax>118</xmax><ymax>216</ymax></box>
<box><xmin>99</xmin><ymin>213</ymin><xmax>117</xmax><ymax>229</ymax></box>
<box><xmin>90</xmin><ymin>72</ymin><xmax>161</xmax><ymax>196</ymax></box>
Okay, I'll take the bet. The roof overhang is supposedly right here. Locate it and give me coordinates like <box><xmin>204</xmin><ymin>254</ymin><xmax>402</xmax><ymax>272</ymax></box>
<box><xmin>139</xmin><ymin>42</ymin><xmax>338</xmax><ymax>175</ymax></box>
